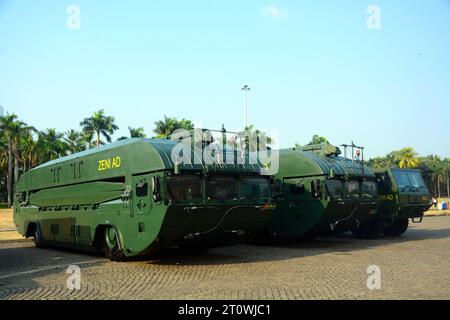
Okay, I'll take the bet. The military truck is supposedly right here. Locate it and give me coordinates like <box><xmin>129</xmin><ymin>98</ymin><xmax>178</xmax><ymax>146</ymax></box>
<box><xmin>13</xmin><ymin>137</ymin><xmax>273</xmax><ymax>260</ymax></box>
<box><xmin>266</xmin><ymin>142</ymin><xmax>379</xmax><ymax>241</ymax></box>
<box><xmin>370</xmin><ymin>168</ymin><xmax>431</xmax><ymax>237</ymax></box>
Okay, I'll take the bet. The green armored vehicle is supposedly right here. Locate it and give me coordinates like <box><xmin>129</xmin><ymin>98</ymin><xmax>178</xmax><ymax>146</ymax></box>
<box><xmin>266</xmin><ymin>143</ymin><xmax>379</xmax><ymax>241</ymax></box>
<box><xmin>13</xmin><ymin>138</ymin><xmax>273</xmax><ymax>260</ymax></box>
<box><xmin>370</xmin><ymin>168</ymin><xmax>431</xmax><ymax>236</ymax></box>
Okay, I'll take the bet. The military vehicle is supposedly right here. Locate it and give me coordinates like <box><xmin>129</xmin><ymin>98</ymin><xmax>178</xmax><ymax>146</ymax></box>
<box><xmin>370</xmin><ymin>168</ymin><xmax>431</xmax><ymax>237</ymax></box>
<box><xmin>266</xmin><ymin>142</ymin><xmax>379</xmax><ymax>241</ymax></box>
<box><xmin>13</xmin><ymin>136</ymin><xmax>273</xmax><ymax>260</ymax></box>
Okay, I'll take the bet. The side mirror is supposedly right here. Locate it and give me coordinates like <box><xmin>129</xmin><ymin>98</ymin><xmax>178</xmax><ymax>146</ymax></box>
<box><xmin>152</xmin><ymin>176</ymin><xmax>162</xmax><ymax>202</ymax></box>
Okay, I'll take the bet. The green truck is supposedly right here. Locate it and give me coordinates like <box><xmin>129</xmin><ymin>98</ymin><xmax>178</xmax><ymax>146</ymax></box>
<box><xmin>369</xmin><ymin>168</ymin><xmax>432</xmax><ymax>237</ymax></box>
<box><xmin>266</xmin><ymin>143</ymin><xmax>379</xmax><ymax>241</ymax></box>
<box><xmin>13</xmin><ymin>138</ymin><xmax>273</xmax><ymax>260</ymax></box>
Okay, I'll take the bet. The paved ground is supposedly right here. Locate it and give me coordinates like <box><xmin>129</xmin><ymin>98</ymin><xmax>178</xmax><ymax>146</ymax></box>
<box><xmin>1</xmin><ymin>216</ymin><xmax>450</xmax><ymax>300</ymax></box>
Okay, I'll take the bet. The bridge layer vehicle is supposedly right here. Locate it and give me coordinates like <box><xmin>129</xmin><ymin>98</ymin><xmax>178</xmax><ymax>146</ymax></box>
<box><xmin>266</xmin><ymin>143</ymin><xmax>379</xmax><ymax>241</ymax></box>
<box><xmin>13</xmin><ymin>138</ymin><xmax>273</xmax><ymax>260</ymax></box>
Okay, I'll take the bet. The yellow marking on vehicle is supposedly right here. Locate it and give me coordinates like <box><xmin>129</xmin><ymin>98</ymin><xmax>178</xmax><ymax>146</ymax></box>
<box><xmin>98</xmin><ymin>156</ymin><xmax>121</xmax><ymax>171</ymax></box>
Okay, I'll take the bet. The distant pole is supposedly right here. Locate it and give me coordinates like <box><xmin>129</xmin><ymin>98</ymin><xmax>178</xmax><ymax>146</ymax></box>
<box><xmin>241</xmin><ymin>85</ymin><xmax>251</xmax><ymax>129</ymax></box>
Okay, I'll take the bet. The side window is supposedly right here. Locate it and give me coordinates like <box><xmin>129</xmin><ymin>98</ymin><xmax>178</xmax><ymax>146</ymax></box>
<box><xmin>311</xmin><ymin>180</ymin><xmax>323</xmax><ymax>199</ymax></box>
<box><xmin>136</xmin><ymin>180</ymin><xmax>148</xmax><ymax>197</ymax></box>
<box><xmin>290</xmin><ymin>183</ymin><xmax>305</xmax><ymax>195</ymax></box>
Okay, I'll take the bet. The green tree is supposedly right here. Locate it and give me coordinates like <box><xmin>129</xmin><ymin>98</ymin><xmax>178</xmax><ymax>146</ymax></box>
<box><xmin>393</xmin><ymin>147</ymin><xmax>420</xmax><ymax>169</ymax></box>
<box><xmin>0</xmin><ymin>113</ymin><xmax>33</xmax><ymax>206</ymax></box>
<box><xmin>308</xmin><ymin>134</ymin><xmax>329</xmax><ymax>145</ymax></box>
<box><xmin>117</xmin><ymin>127</ymin><xmax>147</xmax><ymax>140</ymax></box>
<box><xmin>37</xmin><ymin>129</ymin><xmax>68</xmax><ymax>162</ymax></box>
<box><xmin>80</xmin><ymin>109</ymin><xmax>119</xmax><ymax>147</ymax></box>
<box><xmin>241</xmin><ymin>125</ymin><xmax>274</xmax><ymax>152</ymax></box>
<box><xmin>64</xmin><ymin>129</ymin><xmax>88</xmax><ymax>154</ymax></box>
<box><xmin>19</xmin><ymin>130</ymin><xmax>38</xmax><ymax>171</ymax></box>
<box><xmin>153</xmin><ymin>115</ymin><xmax>194</xmax><ymax>139</ymax></box>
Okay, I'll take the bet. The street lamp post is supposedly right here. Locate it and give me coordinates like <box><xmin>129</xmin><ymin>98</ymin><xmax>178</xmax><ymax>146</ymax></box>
<box><xmin>241</xmin><ymin>85</ymin><xmax>251</xmax><ymax>129</ymax></box>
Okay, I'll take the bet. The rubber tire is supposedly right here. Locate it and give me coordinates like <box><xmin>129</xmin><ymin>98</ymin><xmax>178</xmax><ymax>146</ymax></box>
<box><xmin>103</xmin><ymin>227</ymin><xmax>126</xmax><ymax>261</ymax></box>
<box><xmin>383</xmin><ymin>219</ymin><xmax>409</xmax><ymax>237</ymax></box>
<box><xmin>33</xmin><ymin>225</ymin><xmax>44</xmax><ymax>249</ymax></box>
<box><xmin>352</xmin><ymin>216</ymin><xmax>383</xmax><ymax>239</ymax></box>
<box><xmin>179</xmin><ymin>245</ymin><xmax>210</xmax><ymax>254</ymax></box>
<box><xmin>297</xmin><ymin>230</ymin><xmax>320</xmax><ymax>242</ymax></box>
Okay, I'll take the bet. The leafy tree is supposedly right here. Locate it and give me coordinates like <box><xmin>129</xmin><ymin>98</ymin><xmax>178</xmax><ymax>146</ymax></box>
<box><xmin>80</xmin><ymin>109</ymin><xmax>119</xmax><ymax>147</ymax></box>
<box><xmin>392</xmin><ymin>147</ymin><xmax>420</xmax><ymax>169</ymax></box>
<box><xmin>37</xmin><ymin>129</ymin><xmax>68</xmax><ymax>162</ymax></box>
<box><xmin>0</xmin><ymin>113</ymin><xmax>35</xmax><ymax>206</ymax></box>
<box><xmin>117</xmin><ymin>127</ymin><xmax>147</xmax><ymax>141</ymax></box>
<box><xmin>241</xmin><ymin>125</ymin><xmax>273</xmax><ymax>152</ymax></box>
<box><xmin>153</xmin><ymin>115</ymin><xmax>193</xmax><ymax>139</ymax></box>
<box><xmin>308</xmin><ymin>134</ymin><xmax>329</xmax><ymax>145</ymax></box>
<box><xmin>64</xmin><ymin>129</ymin><xmax>88</xmax><ymax>154</ymax></box>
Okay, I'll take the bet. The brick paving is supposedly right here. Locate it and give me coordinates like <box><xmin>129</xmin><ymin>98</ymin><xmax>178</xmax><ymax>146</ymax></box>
<box><xmin>0</xmin><ymin>216</ymin><xmax>449</xmax><ymax>300</ymax></box>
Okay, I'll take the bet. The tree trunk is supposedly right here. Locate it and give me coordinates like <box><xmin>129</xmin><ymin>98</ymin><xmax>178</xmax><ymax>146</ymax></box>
<box><xmin>7</xmin><ymin>140</ymin><xmax>12</xmax><ymax>207</ymax></box>
<box><xmin>447</xmin><ymin>170</ymin><xmax>449</xmax><ymax>198</ymax></box>
<box><xmin>13</xmin><ymin>143</ymin><xmax>19</xmax><ymax>195</ymax></box>
<box><xmin>97</xmin><ymin>130</ymin><xmax>100</xmax><ymax>147</ymax></box>
<box><xmin>437</xmin><ymin>176</ymin><xmax>441</xmax><ymax>198</ymax></box>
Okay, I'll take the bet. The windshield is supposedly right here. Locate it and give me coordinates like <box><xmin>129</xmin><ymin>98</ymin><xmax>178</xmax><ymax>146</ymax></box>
<box><xmin>166</xmin><ymin>175</ymin><xmax>202</xmax><ymax>201</ymax></box>
<box><xmin>239</xmin><ymin>177</ymin><xmax>269</xmax><ymax>201</ymax></box>
<box><xmin>362</xmin><ymin>181</ymin><xmax>378</xmax><ymax>199</ymax></box>
<box><xmin>392</xmin><ymin>170</ymin><xmax>427</xmax><ymax>191</ymax></box>
<box><xmin>392</xmin><ymin>170</ymin><xmax>411</xmax><ymax>189</ymax></box>
<box><xmin>206</xmin><ymin>176</ymin><xmax>238</xmax><ymax>201</ymax></box>
<box><xmin>326</xmin><ymin>179</ymin><xmax>343</xmax><ymax>199</ymax></box>
<box><xmin>344</xmin><ymin>180</ymin><xmax>360</xmax><ymax>199</ymax></box>
<box><xmin>408</xmin><ymin>171</ymin><xmax>427</xmax><ymax>188</ymax></box>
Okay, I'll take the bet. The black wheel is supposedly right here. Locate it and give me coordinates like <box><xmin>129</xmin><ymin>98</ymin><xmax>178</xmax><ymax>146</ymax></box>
<box><xmin>103</xmin><ymin>227</ymin><xmax>126</xmax><ymax>261</ymax></box>
<box><xmin>32</xmin><ymin>225</ymin><xmax>44</xmax><ymax>248</ymax></box>
<box><xmin>297</xmin><ymin>230</ymin><xmax>319</xmax><ymax>242</ymax></box>
<box><xmin>352</xmin><ymin>216</ymin><xmax>383</xmax><ymax>239</ymax></box>
<box><xmin>383</xmin><ymin>219</ymin><xmax>409</xmax><ymax>237</ymax></box>
<box><xmin>179</xmin><ymin>245</ymin><xmax>210</xmax><ymax>254</ymax></box>
<box><xmin>248</xmin><ymin>226</ymin><xmax>276</xmax><ymax>245</ymax></box>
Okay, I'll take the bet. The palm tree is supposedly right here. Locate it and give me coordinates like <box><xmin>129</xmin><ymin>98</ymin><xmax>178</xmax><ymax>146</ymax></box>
<box><xmin>80</xmin><ymin>109</ymin><xmax>119</xmax><ymax>147</ymax></box>
<box><xmin>37</xmin><ymin>129</ymin><xmax>68</xmax><ymax>162</ymax></box>
<box><xmin>129</xmin><ymin>127</ymin><xmax>146</xmax><ymax>138</ymax></box>
<box><xmin>0</xmin><ymin>113</ymin><xmax>33</xmax><ymax>206</ymax></box>
<box><xmin>117</xmin><ymin>127</ymin><xmax>147</xmax><ymax>141</ymax></box>
<box><xmin>445</xmin><ymin>158</ymin><xmax>450</xmax><ymax>197</ymax></box>
<box><xmin>420</xmin><ymin>155</ymin><xmax>443</xmax><ymax>197</ymax></box>
<box><xmin>393</xmin><ymin>147</ymin><xmax>420</xmax><ymax>169</ymax></box>
<box><xmin>64</xmin><ymin>129</ymin><xmax>88</xmax><ymax>154</ymax></box>
<box><xmin>241</xmin><ymin>125</ymin><xmax>274</xmax><ymax>152</ymax></box>
<box><xmin>0</xmin><ymin>133</ymin><xmax>8</xmax><ymax>203</ymax></box>
<box><xmin>153</xmin><ymin>115</ymin><xmax>193</xmax><ymax>139</ymax></box>
<box><xmin>19</xmin><ymin>131</ymin><xmax>38</xmax><ymax>171</ymax></box>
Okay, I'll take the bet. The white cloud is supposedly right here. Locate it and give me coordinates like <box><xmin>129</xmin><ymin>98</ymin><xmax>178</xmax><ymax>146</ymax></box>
<box><xmin>261</xmin><ymin>5</ymin><xmax>288</xmax><ymax>19</ymax></box>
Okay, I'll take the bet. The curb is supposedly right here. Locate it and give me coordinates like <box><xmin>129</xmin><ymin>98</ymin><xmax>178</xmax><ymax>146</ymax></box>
<box><xmin>0</xmin><ymin>238</ymin><xmax>32</xmax><ymax>244</ymax></box>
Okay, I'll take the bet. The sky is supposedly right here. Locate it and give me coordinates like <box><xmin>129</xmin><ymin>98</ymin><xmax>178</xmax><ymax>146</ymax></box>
<box><xmin>0</xmin><ymin>0</ymin><xmax>449</xmax><ymax>159</ymax></box>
